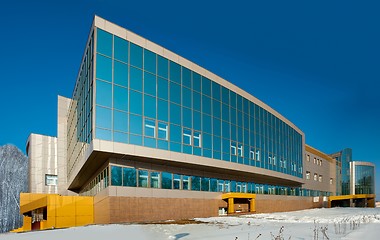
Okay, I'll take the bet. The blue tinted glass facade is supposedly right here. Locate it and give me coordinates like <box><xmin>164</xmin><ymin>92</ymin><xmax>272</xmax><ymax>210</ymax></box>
<box><xmin>67</xmin><ymin>31</ymin><xmax>94</xmax><ymax>178</ymax></box>
<box><xmin>334</xmin><ymin>148</ymin><xmax>352</xmax><ymax>195</ymax></box>
<box><xmin>94</xmin><ymin>28</ymin><xmax>303</xmax><ymax>179</ymax></box>
<box><xmin>355</xmin><ymin>165</ymin><xmax>375</xmax><ymax>194</ymax></box>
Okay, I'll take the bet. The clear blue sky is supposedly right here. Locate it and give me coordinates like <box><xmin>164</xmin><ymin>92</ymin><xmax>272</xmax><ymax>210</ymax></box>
<box><xmin>1</xmin><ymin>1</ymin><xmax>379</xmax><ymax>197</ymax></box>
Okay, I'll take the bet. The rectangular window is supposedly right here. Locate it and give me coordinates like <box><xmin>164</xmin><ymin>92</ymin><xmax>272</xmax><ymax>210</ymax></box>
<box><xmin>182</xmin><ymin>176</ymin><xmax>190</xmax><ymax>190</ymax></box>
<box><xmin>138</xmin><ymin>170</ymin><xmax>148</xmax><ymax>187</ymax></box>
<box><xmin>314</xmin><ymin>157</ymin><xmax>316</xmax><ymax>164</ymax></box>
<box><xmin>319</xmin><ymin>175</ymin><xmax>323</xmax><ymax>182</ymax></box>
<box><xmin>144</xmin><ymin>118</ymin><xmax>156</xmax><ymax>138</ymax></box>
<box><xmin>150</xmin><ymin>172</ymin><xmax>161</xmax><ymax>188</ymax></box>
<box><xmin>210</xmin><ymin>178</ymin><xmax>218</xmax><ymax>192</ymax></box>
<box><xmin>194</xmin><ymin>131</ymin><xmax>202</xmax><ymax>147</ymax></box>
<box><xmin>249</xmin><ymin>148</ymin><xmax>255</xmax><ymax>160</ymax></box>
<box><xmin>114</xmin><ymin>36</ymin><xmax>128</xmax><ymax>63</ymax></box>
<box><xmin>314</xmin><ymin>173</ymin><xmax>318</xmax><ymax>181</ymax></box>
<box><xmin>256</xmin><ymin>150</ymin><xmax>260</xmax><ymax>161</ymax></box>
<box><xmin>113</xmin><ymin>85</ymin><xmax>128</xmax><ymax>111</ymax></box>
<box><xmin>111</xmin><ymin>166</ymin><xmax>122</xmax><ymax>186</ymax></box>
<box><xmin>237</xmin><ymin>144</ymin><xmax>243</xmax><ymax>157</ymax></box>
<box><xmin>157</xmin><ymin>55</ymin><xmax>168</xmax><ymax>79</ymax></box>
<box><xmin>130</xmin><ymin>43</ymin><xmax>143</xmax><ymax>68</ymax></box>
<box><xmin>183</xmin><ymin>128</ymin><xmax>192</xmax><ymax>145</ymax></box>
<box><xmin>218</xmin><ymin>180</ymin><xmax>224</xmax><ymax>192</ymax></box>
<box><xmin>306</xmin><ymin>171</ymin><xmax>310</xmax><ymax>180</ymax></box>
<box><xmin>122</xmin><ymin>167</ymin><xmax>136</xmax><ymax>187</ymax></box>
<box><xmin>144</xmin><ymin>49</ymin><xmax>156</xmax><ymax>74</ymax></box>
<box><xmin>191</xmin><ymin>176</ymin><xmax>200</xmax><ymax>191</ymax></box>
<box><xmin>114</xmin><ymin>61</ymin><xmax>128</xmax><ymax>88</ymax></box>
<box><xmin>330</xmin><ymin>178</ymin><xmax>333</xmax><ymax>185</ymax></box>
<box><xmin>307</xmin><ymin>154</ymin><xmax>310</xmax><ymax>161</ymax></box>
<box><xmin>158</xmin><ymin>122</ymin><xmax>168</xmax><ymax>140</ymax></box>
<box><xmin>231</xmin><ymin>141</ymin><xmax>237</xmax><ymax>155</ymax></box>
<box><xmin>161</xmin><ymin>172</ymin><xmax>172</xmax><ymax>189</ymax></box>
<box><xmin>201</xmin><ymin>177</ymin><xmax>210</xmax><ymax>192</ymax></box>
<box><xmin>45</xmin><ymin>174</ymin><xmax>58</xmax><ymax>186</ymax></box>
<box><xmin>224</xmin><ymin>181</ymin><xmax>230</xmax><ymax>192</ymax></box>
<box><xmin>173</xmin><ymin>174</ymin><xmax>181</xmax><ymax>189</ymax></box>
<box><xmin>97</xmin><ymin>29</ymin><xmax>113</xmax><ymax>57</ymax></box>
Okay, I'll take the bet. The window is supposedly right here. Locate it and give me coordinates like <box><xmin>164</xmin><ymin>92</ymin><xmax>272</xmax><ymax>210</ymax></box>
<box><xmin>122</xmin><ymin>168</ymin><xmax>136</xmax><ymax>187</ymax></box>
<box><xmin>191</xmin><ymin>176</ymin><xmax>201</xmax><ymax>191</ymax></box>
<box><xmin>138</xmin><ymin>170</ymin><xmax>148</xmax><ymax>187</ymax></box>
<box><xmin>182</xmin><ymin>176</ymin><xmax>190</xmax><ymax>190</ymax></box>
<box><xmin>314</xmin><ymin>173</ymin><xmax>318</xmax><ymax>181</ymax></box>
<box><xmin>306</xmin><ymin>171</ymin><xmax>310</xmax><ymax>180</ymax></box>
<box><xmin>210</xmin><ymin>178</ymin><xmax>218</xmax><ymax>192</ymax></box>
<box><xmin>183</xmin><ymin>128</ymin><xmax>192</xmax><ymax>145</ymax></box>
<box><xmin>144</xmin><ymin>118</ymin><xmax>168</xmax><ymax>141</ymax></box>
<box><xmin>111</xmin><ymin>166</ymin><xmax>122</xmax><ymax>186</ymax></box>
<box><xmin>231</xmin><ymin>142</ymin><xmax>237</xmax><ymax>155</ymax></box>
<box><xmin>307</xmin><ymin>154</ymin><xmax>310</xmax><ymax>161</ymax></box>
<box><xmin>201</xmin><ymin>177</ymin><xmax>210</xmax><ymax>192</ymax></box>
<box><xmin>158</xmin><ymin>122</ymin><xmax>168</xmax><ymax>140</ymax></box>
<box><xmin>218</xmin><ymin>180</ymin><xmax>224</xmax><ymax>192</ymax></box>
<box><xmin>45</xmin><ymin>174</ymin><xmax>58</xmax><ymax>186</ymax></box>
<box><xmin>319</xmin><ymin>175</ymin><xmax>323</xmax><ymax>182</ymax></box>
<box><xmin>256</xmin><ymin>150</ymin><xmax>260</xmax><ymax>161</ymax></box>
<box><xmin>230</xmin><ymin>142</ymin><xmax>243</xmax><ymax>157</ymax></box>
<box><xmin>162</xmin><ymin>172</ymin><xmax>172</xmax><ymax>189</ymax></box>
<box><xmin>237</xmin><ymin>145</ymin><xmax>243</xmax><ymax>157</ymax></box>
<box><xmin>193</xmin><ymin>131</ymin><xmax>202</xmax><ymax>147</ymax></box>
<box><xmin>144</xmin><ymin>118</ymin><xmax>156</xmax><ymax>138</ymax></box>
<box><xmin>330</xmin><ymin>178</ymin><xmax>333</xmax><ymax>185</ymax></box>
<box><xmin>249</xmin><ymin>148</ymin><xmax>255</xmax><ymax>160</ymax></box>
<box><xmin>314</xmin><ymin>157</ymin><xmax>316</xmax><ymax>164</ymax></box>
<box><xmin>173</xmin><ymin>174</ymin><xmax>181</xmax><ymax>189</ymax></box>
<box><xmin>150</xmin><ymin>172</ymin><xmax>161</xmax><ymax>188</ymax></box>
<box><xmin>182</xmin><ymin>128</ymin><xmax>202</xmax><ymax>147</ymax></box>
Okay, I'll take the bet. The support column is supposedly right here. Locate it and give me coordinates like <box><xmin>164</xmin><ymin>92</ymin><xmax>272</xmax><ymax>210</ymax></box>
<box><xmin>227</xmin><ymin>198</ymin><xmax>234</xmax><ymax>214</ymax></box>
<box><xmin>249</xmin><ymin>198</ymin><xmax>255</xmax><ymax>212</ymax></box>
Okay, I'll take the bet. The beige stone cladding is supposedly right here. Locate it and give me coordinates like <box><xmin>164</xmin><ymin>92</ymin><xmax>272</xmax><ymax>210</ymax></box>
<box><xmin>303</xmin><ymin>145</ymin><xmax>336</xmax><ymax>195</ymax></box>
<box><xmin>26</xmin><ymin>134</ymin><xmax>58</xmax><ymax>194</ymax></box>
<box><xmin>57</xmin><ymin>96</ymin><xmax>71</xmax><ymax>195</ymax></box>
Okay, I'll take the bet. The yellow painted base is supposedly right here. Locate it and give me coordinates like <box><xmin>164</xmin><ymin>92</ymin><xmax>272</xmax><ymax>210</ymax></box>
<box><xmin>328</xmin><ymin>194</ymin><xmax>376</xmax><ymax>208</ymax></box>
<box><xmin>13</xmin><ymin>193</ymin><xmax>94</xmax><ymax>232</ymax></box>
<box><xmin>222</xmin><ymin>193</ymin><xmax>256</xmax><ymax>214</ymax></box>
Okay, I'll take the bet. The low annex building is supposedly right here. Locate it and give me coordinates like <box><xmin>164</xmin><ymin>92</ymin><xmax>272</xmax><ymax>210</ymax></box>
<box><xmin>16</xmin><ymin>16</ymin><xmax>375</xmax><ymax>231</ymax></box>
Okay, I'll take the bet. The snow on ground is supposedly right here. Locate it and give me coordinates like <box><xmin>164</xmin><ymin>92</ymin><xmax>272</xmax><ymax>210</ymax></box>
<box><xmin>1</xmin><ymin>208</ymin><xmax>380</xmax><ymax>240</ymax></box>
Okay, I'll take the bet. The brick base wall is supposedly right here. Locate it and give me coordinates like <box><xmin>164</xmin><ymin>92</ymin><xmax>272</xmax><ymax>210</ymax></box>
<box><xmin>255</xmin><ymin>195</ymin><xmax>323</xmax><ymax>213</ymax></box>
<box><xmin>94</xmin><ymin>196</ymin><xmax>226</xmax><ymax>224</ymax></box>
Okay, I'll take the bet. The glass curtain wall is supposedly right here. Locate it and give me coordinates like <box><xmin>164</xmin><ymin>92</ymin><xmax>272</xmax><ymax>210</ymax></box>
<box><xmin>94</xmin><ymin>28</ymin><xmax>303</xmax><ymax>178</ymax></box>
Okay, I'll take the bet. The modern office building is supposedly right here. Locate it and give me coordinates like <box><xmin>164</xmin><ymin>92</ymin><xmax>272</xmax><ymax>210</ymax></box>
<box><xmin>18</xmin><ymin>16</ymin><xmax>375</xmax><ymax>229</ymax></box>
